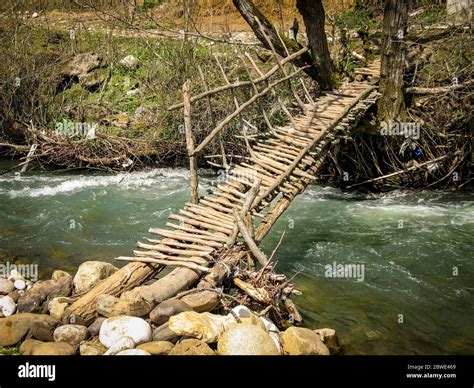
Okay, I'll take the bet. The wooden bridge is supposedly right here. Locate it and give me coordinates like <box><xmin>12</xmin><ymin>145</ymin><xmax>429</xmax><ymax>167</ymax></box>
<box><xmin>63</xmin><ymin>46</ymin><xmax>381</xmax><ymax>325</ymax></box>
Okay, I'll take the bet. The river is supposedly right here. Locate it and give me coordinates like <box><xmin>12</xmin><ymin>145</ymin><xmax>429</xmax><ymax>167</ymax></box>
<box><xmin>0</xmin><ymin>159</ymin><xmax>472</xmax><ymax>355</ymax></box>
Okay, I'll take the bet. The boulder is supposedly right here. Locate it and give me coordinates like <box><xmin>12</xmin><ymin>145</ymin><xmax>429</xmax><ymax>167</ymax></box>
<box><xmin>79</xmin><ymin>340</ymin><xmax>107</xmax><ymax>356</ymax></box>
<box><xmin>103</xmin><ymin>336</ymin><xmax>135</xmax><ymax>356</ymax></box>
<box><xmin>116</xmin><ymin>349</ymin><xmax>150</xmax><ymax>355</ymax></box>
<box><xmin>61</xmin><ymin>52</ymin><xmax>105</xmax><ymax>78</ymax></box>
<box><xmin>217</xmin><ymin>324</ymin><xmax>279</xmax><ymax>355</ymax></box>
<box><xmin>99</xmin><ymin>316</ymin><xmax>152</xmax><ymax>348</ymax></box>
<box><xmin>119</xmin><ymin>55</ymin><xmax>139</xmax><ymax>70</ymax></box>
<box><xmin>19</xmin><ymin>338</ymin><xmax>43</xmax><ymax>355</ymax></box>
<box><xmin>149</xmin><ymin>299</ymin><xmax>193</xmax><ymax>325</ymax></box>
<box><xmin>87</xmin><ymin>317</ymin><xmax>106</xmax><ymax>337</ymax></box>
<box><xmin>31</xmin><ymin>342</ymin><xmax>76</xmax><ymax>356</ymax></box>
<box><xmin>314</xmin><ymin>328</ymin><xmax>341</xmax><ymax>354</ymax></box>
<box><xmin>180</xmin><ymin>290</ymin><xmax>219</xmax><ymax>313</ymax></box>
<box><xmin>53</xmin><ymin>324</ymin><xmax>89</xmax><ymax>347</ymax></box>
<box><xmin>280</xmin><ymin>327</ymin><xmax>330</xmax><ymax>355</ymax></box>
<box><xmin>0</xmin><ymin>278</ymin><xmax>14</xmax><ymax>295</ymax></box>
<box><xmin>51</xmin><ymin>270</ymin><xmax>70</xmax><ymax>281</ymax></box>
<box><xmin>0</xmin><ymin>295</ymin><xmax>16</xmax><ymax>316</ymax></box>
<box><xmin>0</xmin><ymin>313</ymin><xmax>59</xmax><ymax>346</ymax></box>
<box><xmin>16</xmin><ymin>276</ymin><xmax>72</xmax><ymax>313</ymax></box>
<box><xmin>48</xmin><ymin>297</ymin><xmax>69</xmax><ymax>320</ymax></box>
<box><xmin>73</xmin><ymin>261</ymin><xmax>118</xmax><ymax>294</ymax></box>
<box><xmin>168</xmin><ymin>311</ymin><xmax>236</xmax><ymax>343</ymax></box>
<box><xmin>137</xmin><ymin>341</ymin><xmax>174</xmax><ymax>355</ymax></box>
<box><xmin>79</xmin><ymin>68</ymin><xmax>108</xmax><ymax>91</ymax></box>
<box><xmin>152</xmin><ymin>323</ymin><xmax>180</xmax><ymax>343</ymax></box>
<box><xmin>169</xmin><ymin>339</ymin><xmax>214</xmax><ymax>356</ymax></box>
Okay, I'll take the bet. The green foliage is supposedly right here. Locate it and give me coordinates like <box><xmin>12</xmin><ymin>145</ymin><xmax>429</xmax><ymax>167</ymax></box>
<box><xmin>334</xmin><ymin>7</ymin><xmax>381</xmax><ymax>30</ymax></box>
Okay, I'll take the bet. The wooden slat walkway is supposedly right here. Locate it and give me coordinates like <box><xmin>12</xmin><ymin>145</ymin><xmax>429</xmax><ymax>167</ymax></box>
<box><xmin>117</xmin><ymin>60</ymin><xmax>381</xmax><ymax>271</ymax></box>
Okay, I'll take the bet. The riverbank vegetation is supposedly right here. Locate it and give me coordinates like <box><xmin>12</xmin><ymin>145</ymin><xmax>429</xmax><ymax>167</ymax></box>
<box><xmin>0</xmin><ymin>0</ymin><xmax>472</xmax><ymax>190</ymax></box>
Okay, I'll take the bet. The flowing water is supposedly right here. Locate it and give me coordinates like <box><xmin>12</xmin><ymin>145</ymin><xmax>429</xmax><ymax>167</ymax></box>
<box><xmin>0</xmin><ymin>158</ymin><xmax>472</xmax><ymax>355</ymax></box>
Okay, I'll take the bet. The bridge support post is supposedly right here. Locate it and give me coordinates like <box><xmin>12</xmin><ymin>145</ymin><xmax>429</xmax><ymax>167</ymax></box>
<box><xmin>183</xmin><ymin>80</ymin><xmax>199</xmax><ymax>204</ymax></box>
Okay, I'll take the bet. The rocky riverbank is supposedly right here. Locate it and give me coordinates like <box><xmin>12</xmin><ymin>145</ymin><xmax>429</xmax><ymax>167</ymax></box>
<box><xmin>0</xmin><ymin>261</ymin><xmax>340</xmax><ymax>356</ymax></box>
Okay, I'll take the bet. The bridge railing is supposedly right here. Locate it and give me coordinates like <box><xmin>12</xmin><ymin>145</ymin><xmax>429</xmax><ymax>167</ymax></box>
<box><xmin>167</xmin><ymin>25</ymin><xmax>316</xmax><ymax>204</ymax></box>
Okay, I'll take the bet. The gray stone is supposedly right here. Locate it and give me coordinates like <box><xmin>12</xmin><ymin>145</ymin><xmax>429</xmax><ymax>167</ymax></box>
<box><xmin>17</xmin><ymin>276</ymin><xmax>72</xmax><ymax>313</ymax></box>
<box><xmin>149</xmin><ymin>299</ymin><xmax>193</xmax><ymax>325</ymax></box>
<box><xmin>152</xmin><ymin>322</ymin><xmax>180</xmax><ymax>343</ymax></box>
<box><xmin>88</xmin><ymin>317</ymin><xmax>106</xmax><ymax>337</ymax></box>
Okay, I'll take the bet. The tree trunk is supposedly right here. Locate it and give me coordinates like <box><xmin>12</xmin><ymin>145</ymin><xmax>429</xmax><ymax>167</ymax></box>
<box><xmin>379</xmin><ymin>0</ymin><xmax>409</xmax><ymax>122</ymax></box>
<box><xmin>232</xmin><ymin>0</ymin><xmax>320</xmax><ymax>83</ymax></box>
<box><xmin>296</xmin><ymin>0</ymin><xmax>335</xmax><ymax>90</ymax></box>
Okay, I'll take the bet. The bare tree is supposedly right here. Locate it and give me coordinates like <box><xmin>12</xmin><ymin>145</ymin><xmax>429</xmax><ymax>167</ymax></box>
<box><xmin>296</xmin><ymin>0</ymin><xmax>334</xmax><ymax>90</ymax></box>
<box><xmin>379</xmin><ymin>0</ymin><xmax>409</xmax><ymax>122</ymax></box>
<box><xmin>232</xmin><ymin>0</ymin><xmax>334</xmax><ymax>90</ymax></box>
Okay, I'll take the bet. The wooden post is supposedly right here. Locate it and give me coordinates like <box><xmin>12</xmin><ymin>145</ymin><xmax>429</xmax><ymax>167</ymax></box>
<box><xmin>183</xmin><ymin>80</ymin><xmax>199</xmax><ymax>204</ymax></box>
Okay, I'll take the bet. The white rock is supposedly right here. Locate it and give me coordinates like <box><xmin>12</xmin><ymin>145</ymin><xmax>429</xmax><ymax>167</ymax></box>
<box><xmin>104</xmin><ymin>336</ymin><xmax>135</xmax><ymax>355</ymax></box>
<box><xmin>232</xmin><ymin>305</ymin><xmax>253</xmax><ymax>318</ymax></box>
<box><xmin>116</xmin><ymin>349</ymin><xmax>150</xmax><ymax>355</ymax></box>
<box><xmin>0</xmin><ymin>295</ymin><xmax>16</xmax><ymax>316</ymax></box>
<box><xmin>53</xmin><ymin>324</ymin><xmax>89</xmax><ymax>347</ymax></box>
<box><xmin>119</xmin><ymin>55</ymin><xmax>139</xmax><ymax>70</ymax></box>
<box><xmin>73</xmin><ymin>261</ymin><xmax>118</xmax><ymax>294</ymax></box>
<box><xmin>32</xmin><ymin>12</ymin><xmax>39</xmax><ymax>18</ymax></box>
<box><xmin>14</xmin><ymin>279</ymin><xmax>26</xmax><ymax>290</ymax></box>
<box><xmin>99</xmin><ymin>316</ymin><xmax>152</xmax><ymax>348</ymax></box>
<box><xmin>0</xmin><ymin>278</ymin><xmax>14</xmax><ymax>295</ymax></box>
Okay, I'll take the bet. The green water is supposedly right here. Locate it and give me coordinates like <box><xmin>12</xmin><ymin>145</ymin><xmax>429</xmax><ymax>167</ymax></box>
<box><xmin>0</xmin><ymin>159</ymin><xmax>472</xmax><ymax>355</ymax></box>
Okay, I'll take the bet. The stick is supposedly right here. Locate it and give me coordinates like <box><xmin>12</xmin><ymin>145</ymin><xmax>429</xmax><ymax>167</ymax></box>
<box><xmin>167</xmin><ymin>47</ymin><xmax>309</xmax><ymax>111</ymax></box>
<box><xmin>192</xmin><ymin>66</ymin><xmax>310</xmax><ymax>156</ymax></box>
<box><xmin>183</xmin><ymin>80</ymin><xmax>199</xmax><ymax>204</ymax></box>
<box><xmin>116</xmin><ymin>256</ymin><xmax>210</xmax><ymax>273</ymax></box>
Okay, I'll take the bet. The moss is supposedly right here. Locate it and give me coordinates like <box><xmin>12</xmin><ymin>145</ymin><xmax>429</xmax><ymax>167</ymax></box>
<box><xmin>0</xmin><ymin>346</ymin><xmax>20</xmax><ymax>356</ymax></box>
